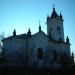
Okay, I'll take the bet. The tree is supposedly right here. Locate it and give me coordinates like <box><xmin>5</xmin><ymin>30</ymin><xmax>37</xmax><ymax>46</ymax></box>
<box><xmin>59</xmin><ymin>52</ymin><xmax>70</xmax><ymax>67</ymax></box>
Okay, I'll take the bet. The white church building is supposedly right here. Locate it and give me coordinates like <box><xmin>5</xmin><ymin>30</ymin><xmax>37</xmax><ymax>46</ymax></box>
<box><xmin>2</xmin><ymin>7</ymin><xmax>71</xmax><ymax>68</ymax></box>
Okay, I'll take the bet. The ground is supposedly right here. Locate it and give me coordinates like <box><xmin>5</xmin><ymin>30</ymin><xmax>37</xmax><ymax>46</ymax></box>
<box><xmin>0</xmin><ymin>65</ymin><xmax>75</xmax><ymax>75</ymax></box>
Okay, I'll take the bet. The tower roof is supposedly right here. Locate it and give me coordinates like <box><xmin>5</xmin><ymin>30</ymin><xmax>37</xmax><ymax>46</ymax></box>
<box><xmin>51</xmin><ymin>6</ymin><xmax>59</xmax><ymax>18</ymax></box>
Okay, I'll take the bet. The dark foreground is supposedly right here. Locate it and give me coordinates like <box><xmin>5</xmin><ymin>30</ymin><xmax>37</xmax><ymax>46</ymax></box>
<box><xmin>0</xmin><ymin>65</ymin><xmax>75</xmax><ymax>75</ymax></box>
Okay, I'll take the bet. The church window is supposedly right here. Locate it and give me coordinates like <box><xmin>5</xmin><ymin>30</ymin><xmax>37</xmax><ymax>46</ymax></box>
<box><xmin>37</xmin><ymin>48</ymin><xmax>43</xmax><ymax>59</ymax></box>
<box><xmin>53</xmin><ymin>50</ymin><xmax>57</xmax><ymax>60</ymax></box>
<box><xmin>57</xmin><ymin>27</ymin><xmax>60</xmax><ymax>34</ymax></box>
<box><xmin>50</xmin><ymin>28</ymin><xmax>52</xmax><ymax>32</ymax></box>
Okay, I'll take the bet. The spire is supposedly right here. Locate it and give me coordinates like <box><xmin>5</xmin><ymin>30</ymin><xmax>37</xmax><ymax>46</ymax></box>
<box><xmin>66</xmin><ymin>36</ymin><xmax>69</xmax><ymax>44</ymax></box>
<box><xmin>13</xmin><ymin>29</ymin><xmax>16</xmax><ymax>36</ymax></box>
<box><xmin>71</xmin><ymin>52</ymin><xmax>74</xmax><ymax>63</ymax></box>
<box><xmin>39</xmin><ymin>21</ymin><xmax>41</xmax><ymax>32</ymax></box>
<box><xmin>60</xmin><ymin>12</ymin><xmax>63</xmax><ymax>20</ymax></box>
<box><xmin>53</xmin><ymin>4</ymin><xmax>55</xmax><ymax>11</ymax></box>
<box><xmin>47</xmin><ymin>15</ymin><xmax>50</xmax><ymax>21</ymax></box>
<box><xmin>27</xmin><ymin>28</ymin><xmax>31</xmax><ymax>37</ymax></box>
<box><xmin>51</xmin><ymin>5</ymin><xmax>58</xmax><ymax>18</ymax></box>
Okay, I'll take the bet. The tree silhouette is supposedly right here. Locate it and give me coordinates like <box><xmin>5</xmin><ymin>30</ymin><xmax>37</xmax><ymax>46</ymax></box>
<box><xmin>59</xmin><ymin>52</ymin><xmax>72</xmax><ymax>67</ymax></box>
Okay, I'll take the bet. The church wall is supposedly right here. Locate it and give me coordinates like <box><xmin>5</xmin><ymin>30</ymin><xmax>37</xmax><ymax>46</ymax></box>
<box><xmin>48</xmin><ymin>41</ymin><xmax>70</xmax><ymax>62</ymax></box>
<box><xmin>2</xmin><ymin>34</ymin><xmax>70</xmax><ymax>66</ymax></box>
<box><xmin>63</xmin><ymin>43</ymin><xmax>70</xmax><ymax>55</ymax></box>
<box><xmin>2</xmin><ymin>37</ymin><xmax>27</xmax><ymax>64</ymax></box>
<box><xmin>28</xmin><ymin>32</ymin><xmax>50</xmax><ymax>67</ymax></box>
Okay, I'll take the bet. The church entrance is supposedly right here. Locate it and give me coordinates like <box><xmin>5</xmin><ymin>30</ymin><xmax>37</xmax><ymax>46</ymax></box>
<box><xmin>37</xmin><ymin>48</ymin><xmax>43</xmax><ymax>59</ymax></box>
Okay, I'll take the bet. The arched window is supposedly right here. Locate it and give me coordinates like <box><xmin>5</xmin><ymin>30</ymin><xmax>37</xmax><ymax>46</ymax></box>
<box><xmin>57</xmin><ymin>26</ymin><xmax>60</xmax><ymax>34</ymax></box>
<box><xmin>53</xmin><ymin>50</ymin><xmax>57</xmax><ymax>60</ymax></box>
<box><xmin>37</xmin><ymin>48</ymin><xmax>43</xmax><ymax>59</ymax></box>
<box><xmin>50</xmin><ymin>28</ymin><xmax>52</xmax><ymax>32</ymax></box>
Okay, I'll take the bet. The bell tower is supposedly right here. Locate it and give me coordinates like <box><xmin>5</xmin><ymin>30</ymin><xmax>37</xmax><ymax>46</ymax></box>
<box><xmin>46</xmin><ymin>6</ymin><xmax>64</xmax><ymax>41</ymax></box>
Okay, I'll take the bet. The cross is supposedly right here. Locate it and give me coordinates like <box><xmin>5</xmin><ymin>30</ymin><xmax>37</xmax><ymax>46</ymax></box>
<box><xmin>53</xmin><ymin>4</ymin><xmax>55</xmax><ymax>8</ymax></box>
<box><xmin>39</xmin><ymin>21</ymin><xmax>41</xmax><ymax>31</ymax></box>
<box><xmin>39</xmin><ymin>21</ymin><xmax>40</xmax><ymax>26</ymax></box>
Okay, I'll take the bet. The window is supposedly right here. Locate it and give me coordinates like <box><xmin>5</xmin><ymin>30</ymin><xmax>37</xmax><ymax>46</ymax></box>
<box><xmin>53</xmin><ymin>50</ymin><xmax>57</xmax><ymax>60</ymax></box>
<box><xmin>50</xmin><ymin>28</ymin><xmax>52</xmax><ymax>32</ymax></box>
<box><xmin>57</xmin><ymin>26</ymin><xmax>60</xmax><ymax>34</ymax></box>
<box><xmin>37</xmin><ymin>48</ymin><xmax>43</xmax><ymax>59</ymax></box>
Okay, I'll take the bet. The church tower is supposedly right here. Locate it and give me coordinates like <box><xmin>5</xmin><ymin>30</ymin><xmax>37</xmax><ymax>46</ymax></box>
<box><xmin>46</xmin><ymin>6</ymin><xmax>64</xmax><ymax>41</ymax></box>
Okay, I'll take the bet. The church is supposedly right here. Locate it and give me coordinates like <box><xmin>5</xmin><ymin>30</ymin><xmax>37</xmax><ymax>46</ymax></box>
<box><xmin>2</xmin><ymin>7</ymin><xmax>72</xmax><ymax>68</ymax></box>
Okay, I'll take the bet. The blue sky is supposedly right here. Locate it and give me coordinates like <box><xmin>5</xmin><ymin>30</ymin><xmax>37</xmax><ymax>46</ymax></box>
<box><xmin>0</xmin><ymin>0</ymin><xmax>75</xmax><ymax>55</ymax></box>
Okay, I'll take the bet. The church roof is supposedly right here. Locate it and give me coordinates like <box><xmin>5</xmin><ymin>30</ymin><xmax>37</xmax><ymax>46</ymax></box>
<box><xmin>33</xmin><ymin>30</ymin><xmax>47</xmax><ymax>37</ymax></box>
<box><xmin>2</xmin><ymin>30</ymin><xmax>48</xmax><ymax>42</ymax></box>
<box><xmin>2</xmin><ymin>33</ymin><xmax>27</xmax><ymax>41</ymax></box>
<box><xmin>17</xmin><ymin>34</ymin><xmax>27</xmax><ymax>38</ymax></box>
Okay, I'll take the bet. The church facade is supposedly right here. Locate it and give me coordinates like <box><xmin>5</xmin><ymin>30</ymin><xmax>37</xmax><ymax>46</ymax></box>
<box><xmin>2</xmin><ymin>7</ymin><xmax>71</xmax><ymax>68</ymax></box>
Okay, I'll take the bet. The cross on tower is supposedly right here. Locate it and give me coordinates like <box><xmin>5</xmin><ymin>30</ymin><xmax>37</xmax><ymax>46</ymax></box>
<box><xmin>39</xmin><ymin>21</ymin><xmax>41</xmax><ymax>32</ymax></box>
<box><xmin>53</xmin><ymin>4</ymin><xmax>55</xmax><ymax>8</ymax></box>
